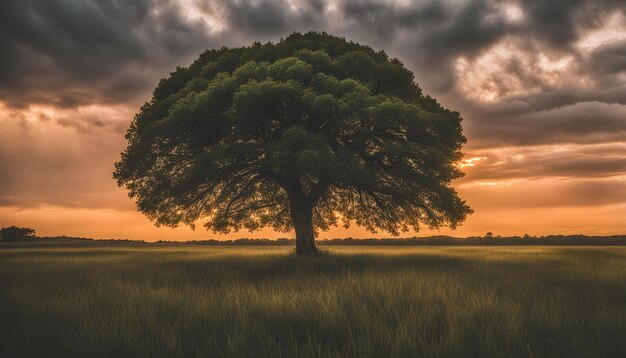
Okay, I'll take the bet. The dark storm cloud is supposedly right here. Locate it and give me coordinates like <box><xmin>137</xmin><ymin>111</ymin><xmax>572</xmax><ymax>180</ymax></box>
<box><xmin>494</xmin><ymin>86</ymin><xmax>626</xmax><ymax>116</ymax></box>
<box><xmin>339</xmin><ymin>0</ymin><xmax>625</xmax><ymax>96</ymax></box>
<box><xmin>463</xmin><ymin>101</ymin><xmax>626</xmax><ymax>147</ymax></box>
<box><xmin>520</xmin><ymin>0</ymin><xmax>625</xmax><ymax>49</ymax></box>
<box><xmin>341</xmin><ymin>0</ymin><xmax>447</xmax><ymax>38</ymax></box>
<box><xmin>334</xmin><ymin>0</ymin><xmax>515</xmax><ymax>91</ymax></box>
<box><xmin>2</xmin><ymin>0</ymin><xmax>624</xmax><ymax>107</ymax></box>
<box><xmin>459</xmin><ymin>41</ymin><xmax>626</xmax><ymax>147</ymax></box>
<box><xmin>194</xmin><ymin>0</ymin><xmax>330</xmax><ymax>42</ymax></box>
<box><xmin>339</xmin><ymin>0</ymin><xmax>622</xmax><ymax>50</ymax></box>
<box><xmin>586</xmin><ymin>39</ymin><xmax>626</xmax><ymax>85</ymax></box>
<box><xmin>224</xmin><ymin>0</ymin><xmax>327</xmax><ymax>36</ymax></box>
<box><xmin>0</xmin><ymin>0</ymin><xmax>624</xmax><ymax>147</ymax></box>
<box><xmin>0</xmin><ymin>0</ymin><xmax>217</xmax><ymax>108</ymax></box>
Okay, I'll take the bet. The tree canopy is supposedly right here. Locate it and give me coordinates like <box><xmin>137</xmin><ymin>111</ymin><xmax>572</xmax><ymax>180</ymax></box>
<box><xmin>114</xmin><ymin>32</ymin><xmax>472</xmax><ymax>254</ymax></box>
<box><xmin>0</xmin><ymin>226</ymin><xmax>36</xmax><ymax>242</ymax></box>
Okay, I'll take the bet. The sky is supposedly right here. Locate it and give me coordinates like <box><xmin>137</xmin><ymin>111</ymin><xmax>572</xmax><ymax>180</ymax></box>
<box><xmin>1</xmin><ymin>0</ymin><xmax>625</xmax><ymax>241</ymax></box>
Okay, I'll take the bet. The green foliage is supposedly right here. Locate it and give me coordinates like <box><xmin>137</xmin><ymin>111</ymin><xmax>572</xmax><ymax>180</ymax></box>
<box><xmin>1</xmin><ymin>246</ymin><xmax>625</xmax><ymax>357</ymax></box>
<box><xmin>0</xmin><ymin>226</ymin><xmax>36</xmax><ymax>242</ymax></box>
<box><xmin>114</xmin><ymin>32</ymin><xmax>472</xmax><ymax>237</ymax></box>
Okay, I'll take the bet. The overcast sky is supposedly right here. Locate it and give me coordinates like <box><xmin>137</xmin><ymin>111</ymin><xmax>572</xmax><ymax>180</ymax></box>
<box><xmin>1</xmin><ymin>0</ymin><xmax>625</xmax><ymax>240</ymax></box>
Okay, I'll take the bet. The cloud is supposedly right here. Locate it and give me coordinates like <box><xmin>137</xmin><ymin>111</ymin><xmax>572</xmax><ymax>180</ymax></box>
<box><xmin>521</xmin><ymin>0</ymin><xmax>625</xmax><ymax>49</ymax></box>
<box><xmin>0</xmin><ymin>0</ymin><xmax>218</xmax><ymax>108</ymax></box>
<box><xmin>461</xmin><ymin>143</ymin><xmax>626</xmax><ymax>181</ymax></box>
<box><xmin>586</xmin><ymin>38</ymin><xmax>626</xmax><ymax>84</ymax></box>
<box><xmin>459</xmin><ymin>177</ymin><xmax>626</xmax><ymax>208</ymax></box>
<box><xmin>463</xmin><ymin>101</ymin><xmax>626</xmax><ymax>147</ymax></box>
<box><xmin>341</xmin><ymin>0</ymin><xmax>447</xmax><ymax>38</ymax></box>
<box><xmin>220</xmin><ymin>0</ymin><xmax>328</xmax><ymax>37</ymax></box>
<box><xmin>0</xmin><ymin>103</ymin><xmax>133</xmax><ymax>210</ymax></box>
<box><xmin>2</xmin><ymin>0</ymin><xmax>624</xmax><ymax>109</ymax></box>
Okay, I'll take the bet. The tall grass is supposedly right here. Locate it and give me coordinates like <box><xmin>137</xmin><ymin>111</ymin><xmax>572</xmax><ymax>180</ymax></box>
<box><xmin>1</xmin><ymin>245</ymin><xmax>624</xmax><ymax>357</ymax></box>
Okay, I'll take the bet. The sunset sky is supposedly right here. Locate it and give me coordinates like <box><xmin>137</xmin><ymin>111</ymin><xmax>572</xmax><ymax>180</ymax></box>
<box><xmin>1</xmin><ymin>0</ymin><xmax>625</xmax><ymax>241</ymax></box>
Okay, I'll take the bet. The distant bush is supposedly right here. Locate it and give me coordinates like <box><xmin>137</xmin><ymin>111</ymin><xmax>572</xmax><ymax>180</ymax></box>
<box><xmin>0</xmin><ymin>226</ymin><xmax>36</xmax><ymax>242</ymax></box>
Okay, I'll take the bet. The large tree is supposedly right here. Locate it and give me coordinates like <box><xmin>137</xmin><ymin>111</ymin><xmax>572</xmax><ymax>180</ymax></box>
<box><xmin>114</xmin><ymin>32</ymin><xmax>472</xmax><ymax>255</ymax></box>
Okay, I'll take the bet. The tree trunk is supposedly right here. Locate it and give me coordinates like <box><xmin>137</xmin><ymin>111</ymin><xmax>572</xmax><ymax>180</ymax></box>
<box><xmin>290</xmin><ymin>201</ymin><xmax>318</xmax><ymax>256</ymax></box>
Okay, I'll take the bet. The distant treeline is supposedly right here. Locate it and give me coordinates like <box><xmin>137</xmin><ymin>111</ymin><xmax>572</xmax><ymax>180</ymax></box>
<box><xmin>182</xmin><ymin>235</ymin><xmax>626</xmax><ymax>246</ymax></box>
<box><xmin>16</xmin><ymin>234</ymin><xmax>626</xmax><ymax>246</ymax></box>
<box><xmin>318</xmin><ymin>235</ymin><xmax>626</xmax><ymax>246</ymax></box>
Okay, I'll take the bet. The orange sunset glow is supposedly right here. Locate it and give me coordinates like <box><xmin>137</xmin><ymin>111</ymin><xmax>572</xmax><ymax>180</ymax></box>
<box><xmin>1</xmin><ymin>0</ymin><xmax>625</xmax><ymax>241</ymax></box>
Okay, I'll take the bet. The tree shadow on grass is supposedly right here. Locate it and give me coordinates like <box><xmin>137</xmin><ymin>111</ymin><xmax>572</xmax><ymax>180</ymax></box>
<box><xmin>136</xmin><ymin>250</ymin><xmax>465</xmax><ymax>285</ymax></box>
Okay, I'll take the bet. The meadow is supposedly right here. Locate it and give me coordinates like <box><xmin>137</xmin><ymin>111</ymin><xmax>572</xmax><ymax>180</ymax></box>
<box><xmin>1</xmin><ymin>245</ymin><xmax>624</xmax><ymax>357</ymax></box>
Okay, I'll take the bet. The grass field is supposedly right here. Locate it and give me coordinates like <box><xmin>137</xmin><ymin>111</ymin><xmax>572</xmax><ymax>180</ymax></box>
<box><xmin>1</xmin><ymin>245</ymin><xmax>625</xmax><ymax>357</ymax></box>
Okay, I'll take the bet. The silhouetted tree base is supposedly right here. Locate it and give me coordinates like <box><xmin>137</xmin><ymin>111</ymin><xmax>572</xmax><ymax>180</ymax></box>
<box><xmin>292</xmin><ymin>204</ymin><xmax>319</xmax><ymax>256</ymax></box>
<box><xmin>295</xmin><ymin>234</ymin><xmax>319</xmax><ymax>256</ymax></box>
